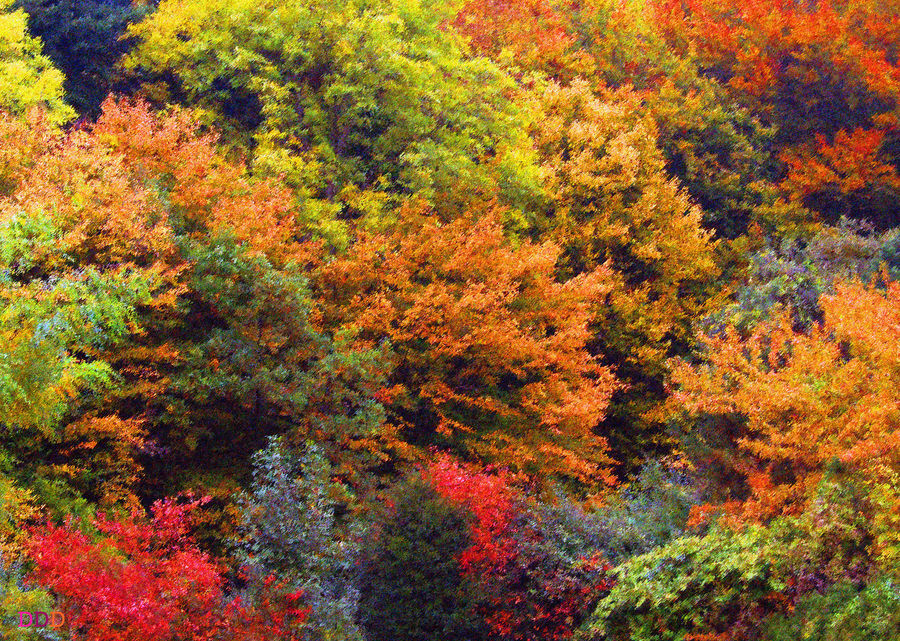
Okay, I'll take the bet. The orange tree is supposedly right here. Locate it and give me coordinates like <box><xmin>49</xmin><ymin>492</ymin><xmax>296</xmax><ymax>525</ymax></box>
<box><xmin>664</xmin><ymin>277</ymin><xmax>900</xmax><ymax>564</ymax></box>
<box><xmin>316</xmin><ymin>201</ymin><xmax>621</xmax><ymax>489</ymax></box>
<box><xmin>648</xmin><ymin>0</ymin><xmax>900</xmax><ymax>230</ymax></box>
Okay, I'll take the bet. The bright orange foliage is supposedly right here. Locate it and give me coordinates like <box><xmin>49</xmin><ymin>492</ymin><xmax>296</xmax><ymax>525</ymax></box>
<box><xmin>450</xmin><ymin>0</ymin><xmax>590</xmax><ymax>78</ymax></box>
<box><xmin>317</xmin><ymin>202</ymin><xmax>621</xmax><ymax>486</ymax></box>
<box><xmin>667</xmin><ymin>278</ymin><xmax>900</xmax><ymax>543</ymax></box>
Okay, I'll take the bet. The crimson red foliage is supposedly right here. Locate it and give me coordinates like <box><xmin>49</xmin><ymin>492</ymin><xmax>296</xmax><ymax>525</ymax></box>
<box><xmin>423</xmin><ymin>455</ymin><xmax>611</xmax><ymax>640</ymax></box>
<box><xmin>25</xmin><ymin>498</ymin><xmax>310</xmax><ymax>641</ymax></box>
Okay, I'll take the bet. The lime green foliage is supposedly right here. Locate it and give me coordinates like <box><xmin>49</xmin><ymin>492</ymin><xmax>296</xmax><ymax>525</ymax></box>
<box><xmin>580</xmin><ymin>525</ymin><xmax>785</xmax><ymax>641</ymax></box>
<box><xmin>0</xmin><ymin>0</ymin><xmax>72</xmax><ymax>123</ymax></box>
<box><xmin>0</xmin><ymin>219</ymin><xmax>153</xmax><ymax>436</ymax></box>
<box><xmin>125</xmin><ymin>0</ymin><xmax>542</xmax><ymax>245</ymax></box>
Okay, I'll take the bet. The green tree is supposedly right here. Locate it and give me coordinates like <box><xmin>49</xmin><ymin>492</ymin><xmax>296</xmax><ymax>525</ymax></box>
<box><xmin>357</xmin><ymin>476</ymin><xmax>487</xmax><ymax>641</ymax></box>
<box><xmin>125</xmin><ymin>0</ymin><xmax>544</xmax><ymax>245</ymax></box>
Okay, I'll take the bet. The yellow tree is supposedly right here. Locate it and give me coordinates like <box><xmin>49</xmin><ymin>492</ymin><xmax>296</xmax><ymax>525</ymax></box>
<box><xmin>0</xmin><ymin>0</ymin><xmax>73</xmax><ymax>123</ymax></box>
<box><xmin>530</xmin><ymin>79</ymin><xmax>720</xmax><ymax>464</ymax></box>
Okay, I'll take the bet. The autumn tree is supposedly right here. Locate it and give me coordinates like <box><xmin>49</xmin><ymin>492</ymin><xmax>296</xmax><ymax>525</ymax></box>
<box><xmin>357</xmin><ymin>475</ymin><xmax>486</xmax><ymax>641</ymax></box>
<box><xmin>0</xmin><ymin>108</ymin><xmax>157</xmax><ymax>508</ymax></box>
<box><xmin>648</xmin><ymin>0</ymin><xmax>900</xmax><ymax>230</ymax></box>
<box><xmin>0</xmin><ymin>99</ymin><xmax>391</xmax><ymax>522</ymax></box>
<box><xmin>124</xmin><ymin>0</ymin><xmax>544</xmax><ymax>244</ymax></box>
<box><xmin>424</xmin><ymin>455</ymin><xmax>611</xmax><ymax>641</ymax></box>
<box><xmin>529</xmin><ymin>79</ymin><xmax>720</xmax><ymax>465</ymax></box>
<box><xmin>317</xmin><ymin>203</ymin><xmax>621</xmax><ymax>488</ymax></box>
<box><xmin>665</xmin><ymin>277</ymin><xmax>900</xmax><ymax>566</ymax></box>
<box><xmin>0</xmin><ymin>0</ymin><xmax>73</xmax><ymax>123</ymax></box>
<box><xmin>452</xmin><ymin>0</ymin><xmax>782</xmax><ymax>238</ymax></box>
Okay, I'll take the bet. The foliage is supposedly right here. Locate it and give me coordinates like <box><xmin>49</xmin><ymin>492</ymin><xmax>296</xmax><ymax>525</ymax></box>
<box><xmin>0</xmin><ymin>1</ymin><xmax>898</xmax><ymax>638</ymax></box>
<box><xmin>579</xmin><ymin>524</ymin><xmax>788</xmax><ymax>641</ymax></box>
<box><xmin>666</xmin><ymin>278</ymin><xmax>900</xmax><ymax>558</ymax></box>
<box><xmin>124</xmin><ymin>0</ymin><xmax>544</xmax><ymax>244</ymax></box>
<box><xmin>26</xmin><ymin>497</ymin><xmax>312</xmax><ymax>640</ymax></box>
<box><xmin>0</xmin><ymin>98</ymin><xmax>391</xmax><ymax>511</ymax></box>
<box><xmin>15</xmin><ymin>0</ymin><xmax>147</xmax><ymax>114</ymax></box>
<box><xmin>425</xmin><ymin>455</ymin><xmax>612</xmax><ymax>641</ymax></box>
<box><xmin>0</xmin><ymin>0</ymin><xmax>73</xmax><ymax>123</ymax></box>
<box><xmin>591</xmin><ymin>460</ymin><xmax>701</xmax><ymax>564</ymax></box>
<box><xmin>647</xmin><ymin>0</ymin><xmax>900</xmax><ymax>230</ymax></box>
<box><xmin>762</xmin><ymin>575</ymin><xmax>900</xmax><ymax>641</ymax></box>
<box><xmin>0</xmin><ymin>558</ymin><xmax>60</xmax><ymax>640</ymax></box>
<box><xmin>235</xmin><ymin>437</ymin><xmax>364</xmax><ymax>641</ymax></box>
<box><xmin>357</xmin><ymin>475</ymin><xmax>486</xmax><ymax>641</ymax></box>
<box><xmin>0</xmin><ymin>473</ymin><xmax>37</xmax><ymax>563</ymax></box>
<box><xmin>704</xmin><ymin>218</ymin><xmax>900</xmax><ymax>335</ymax></box>
<box><xmin>530</xmin><ymin>78</ymin><xmax>720</xmax><ymax>465</ymax></box>
<box><xmin>318</xmin><ymin>203</ymin><xmax>621</xmax><ymax>487</ymax></box>
<box><xmin>450</xmin><ymin>0</ymin><xmax>589</xmax><ymax>80</ymax></box>
<box><xmin>573</xmin><ymin>1</ymin><xmax>784</xmax><ymax>238</ymax></box>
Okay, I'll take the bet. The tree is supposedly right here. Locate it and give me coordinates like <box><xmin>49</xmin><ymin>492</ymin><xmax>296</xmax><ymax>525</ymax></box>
<box><xmin>647</xmin><ymin>0</ymin><xmax>900</xmax><ymax>230</ymax></box>
<box><xmin>452</xmin><ymin>0</ymin><xmax>783</xmax><ymax>239</ymax></box>
<box><xmin>665</xmin><ymin>277</ymin><xmax>900</xmax><ymax>554</ymax></box>
<box><xmin>449</xmin><ymin>0</ymin><xmax>589</xmax><ymax>80</ymax></box>
<box><xmin>235</xmin><ymin>437</ymin><xmax>364</xmax><ymax>641</ymax></box>
<box><xmin>529</xmin><ymin>78</ymin><xmax>720</xmax><ymax>466</ymax></box>
<box><xmin>124</xmin><ymin>0</ymin><xmax>544</xmax><ymax>244</ymax></box>
<box><xmin>0</xmin><ymin>99</ymin><xmax>391</xmax><ymax>516</ymax></box>
<box><xmin>317</xmin><ymin>202</ymin><xmax>621</xmax><ymax>487</ymax></box>
<box><xmin>0</xmin><ymin>0</ymin><xmax>73</xmax><ymax>123</ymax></box>
<box><xmin>15</xmin><ymin>0</ymin><xmax>147</xmax><ymax>115</ymax></box>
<box><xmin>357</xmin><ymin>476</ymin><xmax>486</xmax><ymax>641</ymax></box>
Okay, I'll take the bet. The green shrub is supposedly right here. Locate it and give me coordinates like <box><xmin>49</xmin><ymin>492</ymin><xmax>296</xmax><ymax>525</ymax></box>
<box><xmin>357</xmin><ymin>477</ymin><xmax>487</xmax><ymax>641</ymax></box>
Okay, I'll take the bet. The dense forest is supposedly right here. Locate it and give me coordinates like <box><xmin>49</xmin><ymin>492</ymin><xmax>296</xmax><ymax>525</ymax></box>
<box><xmin>0</xmin><ymin>0</ymin><xmax>898</xmax><ymax>639</ymax></box>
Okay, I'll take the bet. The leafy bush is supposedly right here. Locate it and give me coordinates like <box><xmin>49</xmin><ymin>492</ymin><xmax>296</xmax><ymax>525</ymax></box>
<box><xmin>357</xmin><ymin>476</ymin><xmax>486</xmax><ymax>641</ymax></box>
<box><xmin>426</xmin><ymin>455</ymin><xmax>612</xmax><ymax>641</ymax></box>
<box><xmin>763</xmin><ymin>576</ymin><xmax>900</xmax><ymax>641</ymax></box>
<box><xmin>579</xmin><ymin>524</ymin><xmax>788</xmax><ymax>641</ymax></box>
<box><xmin>591</xmin><ymin>461</ymin><xmax>702</xmax><ymax>564</ymax></box>
<box><xmin>0</xmin><ymin>558</ymin><xmax>60</xmax><ymax>640</ymax></box>
<box><xmin>26</xmin><ymin>497</ymin><xmax>311</xmax><ymax>640</ymax></box>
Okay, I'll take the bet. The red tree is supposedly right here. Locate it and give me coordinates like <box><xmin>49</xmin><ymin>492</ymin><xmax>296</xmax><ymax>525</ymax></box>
<box><xmin>424</xmin><ymin>455</ymin><xmax>611</xmax><ymax>640</ymax></box>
